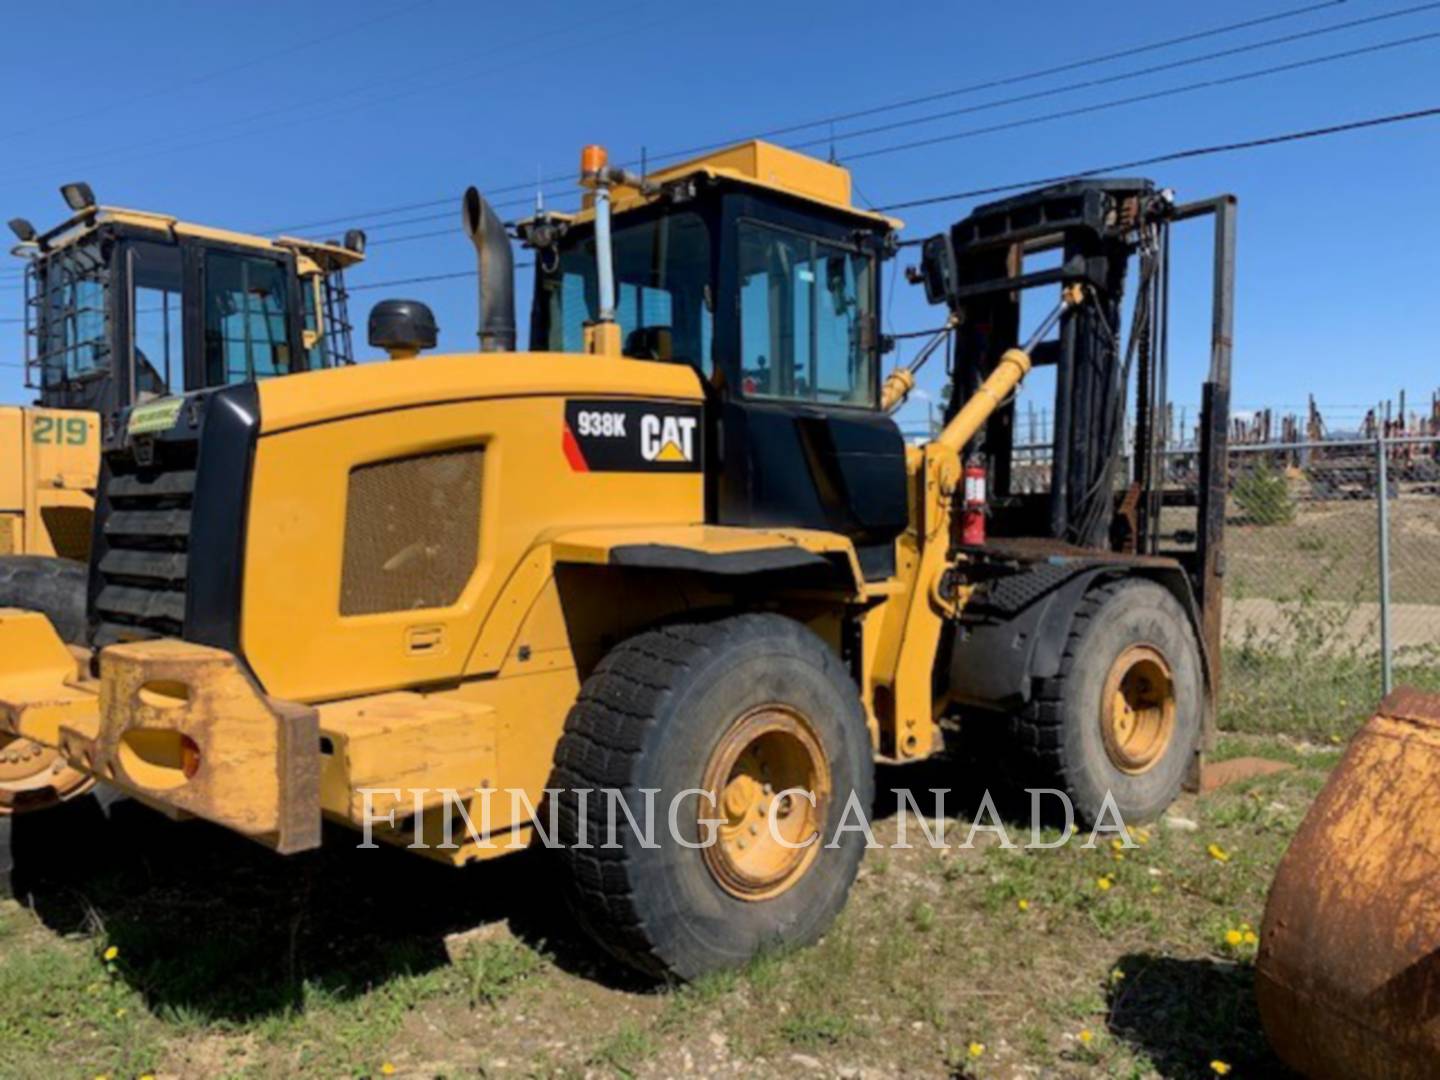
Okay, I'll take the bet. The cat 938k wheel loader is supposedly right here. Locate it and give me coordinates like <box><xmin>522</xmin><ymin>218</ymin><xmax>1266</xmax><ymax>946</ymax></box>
<box><xmin>0</xmin><ymin>186</ymin><xmax>365</xmax><ymax>815</ymax></box>
<box><xmin>0</xmin><ymin>140</ymin><xmax>1236</xmax><ymax>979</ymax></box>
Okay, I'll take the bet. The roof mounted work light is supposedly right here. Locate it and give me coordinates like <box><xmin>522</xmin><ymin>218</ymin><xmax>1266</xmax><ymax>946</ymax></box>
<box><xmin>60</xmin><ymin>181</ymin><xmax>96</xmax><ymax>211</ymax></box>
<box><xmin>343</xmin><ymin>228</ymin><xmax>366</xmax><ymax>255</ymax></box>
<box><xmin>7</xmin><ymin>217</ymin><xmax>36</xmax><ymax>242</ymax></box>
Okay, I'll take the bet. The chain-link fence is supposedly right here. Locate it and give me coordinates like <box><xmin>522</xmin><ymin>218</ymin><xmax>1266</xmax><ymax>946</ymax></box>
<box><xmin>1200</xmin><ymin>436</ymin><xmax>1440</xmax><ymax>736</ymax></box>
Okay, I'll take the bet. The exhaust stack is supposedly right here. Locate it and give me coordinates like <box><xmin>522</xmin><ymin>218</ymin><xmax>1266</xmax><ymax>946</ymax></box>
<box><xmin>462</xmin><ymin>186</ymin><xmax>516</xmax><ymax>352</ymax></box>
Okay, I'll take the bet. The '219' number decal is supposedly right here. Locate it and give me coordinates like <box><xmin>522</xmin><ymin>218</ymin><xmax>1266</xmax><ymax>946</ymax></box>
<box><xmin>33</xmin><ymin>416</ymin><xmax>89</xmax><ymax>445</ymax></box>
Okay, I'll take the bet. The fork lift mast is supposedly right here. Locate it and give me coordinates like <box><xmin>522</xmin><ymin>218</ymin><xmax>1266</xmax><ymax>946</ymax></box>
<box><xmin>0</xmin><ymin>141</ymin><xmax>1234</xmax><ymax>979</ymax></box>
<box><xmin>0</xmin><ymin>188</ymin><xmax>364</xmax><ymax>814</ymax></box>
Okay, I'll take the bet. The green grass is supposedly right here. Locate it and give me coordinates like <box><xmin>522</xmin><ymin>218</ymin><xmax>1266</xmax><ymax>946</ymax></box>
<box><xmin>0</xmin><ymin>647</ymin><xmax>1356</xmax><ymax>1077</ymax></box>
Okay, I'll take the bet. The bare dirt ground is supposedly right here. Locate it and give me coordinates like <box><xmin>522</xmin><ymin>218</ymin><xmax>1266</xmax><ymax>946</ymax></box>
<box><xmin>1224</xmin><ymin>596</ymin><xmax>1440</xmax><ymax>653</ymax></box>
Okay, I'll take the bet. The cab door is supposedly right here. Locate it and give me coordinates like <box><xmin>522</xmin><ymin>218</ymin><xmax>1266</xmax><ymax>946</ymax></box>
<box><xmin>711</xmin><ymin>195</ymin><xmax>907</xmax><ymax>580</ymax></box>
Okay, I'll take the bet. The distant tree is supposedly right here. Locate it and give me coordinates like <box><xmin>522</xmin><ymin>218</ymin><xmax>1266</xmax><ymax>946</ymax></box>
<box><xmin>1233</xmin><ymin>462</ymin><xmax>1296</xmax><ymax>525</ymax></box>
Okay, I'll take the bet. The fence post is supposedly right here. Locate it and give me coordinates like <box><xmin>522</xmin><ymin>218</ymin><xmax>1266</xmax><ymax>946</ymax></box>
<box><xmin>1376</xmin><ymin>431</ymin><xmax>1394</xmax><ymax>696</ymax></box>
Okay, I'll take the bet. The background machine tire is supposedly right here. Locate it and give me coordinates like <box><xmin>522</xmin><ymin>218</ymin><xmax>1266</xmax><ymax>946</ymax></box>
<box><xmin>552</xmin><ymin>614</ymin><xmax>874</xmax><ymax>981</ymax></box>
<box><xmin>1010</xmin><ymin>578</ymin><xmax>1203</xmax><ymax>826</ymax></box>
<box><xmin>0</xmin><ymin>555</ymin><xmax>94</xmax><ymax>820</ymax></box>
<box><xmin>0</xmin><ymin>555</ymin><xmax>88</xmax><ymax>646</ymax></box>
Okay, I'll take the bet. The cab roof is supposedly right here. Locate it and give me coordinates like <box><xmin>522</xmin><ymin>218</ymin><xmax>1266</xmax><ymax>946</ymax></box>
<box><xmin>18</xmin><ymin>205</ymin><xmax>364</xmax><ymax>272</ymax></box>
<box><xmin>528</xmin><ymin>140</ymin><xmax>901</xmax><ymax>232</ymax></box>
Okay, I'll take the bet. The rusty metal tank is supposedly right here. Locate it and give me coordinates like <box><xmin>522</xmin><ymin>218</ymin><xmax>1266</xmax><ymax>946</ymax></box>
<box><xmin>1257</xmin><ymin>688</ymin><xmax>1440</xmax><ymax>1079</ymax></box>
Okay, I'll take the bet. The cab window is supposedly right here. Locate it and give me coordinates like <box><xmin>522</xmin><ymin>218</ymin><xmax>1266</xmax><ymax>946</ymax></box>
<box><xmin>203</xmin><ymin>251</ymin><xmax>293</xmax><ymax>385</ymax></box>
<box><xmin>302</xmin><ymin>275</ymin><xmax>329</xmax><ymax>369</ymax></box>
<box><xmin>738</xmin><ymin>221</ymin><xmax>876</xmax><ymax>406</ymax></box>
<box><xmin>537</xmin><ymin>210</ymin><xmax>713</xmax><ymax>370</ymax></box>
<box><xmin>32</xmin><ymin>238</ymin><xmax>109</xmax><ymax>385</ymax></box>
<box><xmin>128</xmin><ymin>241</ymin><xmax>182</xmax><ymax>400</ymax></box>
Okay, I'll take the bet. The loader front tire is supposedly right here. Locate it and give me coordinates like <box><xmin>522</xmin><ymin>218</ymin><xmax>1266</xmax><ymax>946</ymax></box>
<box><xmin>552</xmin><ymin>614</ymin><xmax>873</xmax><ymax>981</ymax></box>
<box><xmin>0</xmin><ymin>555</ymin><xmax>88</xmax><ymax>645</ymax></box>
<box><xmin>1013</xmin><ymin>578</ymin><xmax>1202</xmax><ymax>826</ymax></box>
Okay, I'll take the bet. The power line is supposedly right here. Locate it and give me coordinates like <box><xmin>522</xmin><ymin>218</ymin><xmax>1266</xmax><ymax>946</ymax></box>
<box><xmin>651</xmin><ymin>0</ymin><xmax>1353</xmax><ymax>161</ymax></box>
<box><xmin>790</xmin><ymin>2</ymin><xmax>1440</xmax><ymax>153</ymax></box>
<box><xmin>309</xmin><ymin>17</ymin><xmax>1440</xmax><ymax>250</ymax></box>
<box><xmin>267</xmin><ymin>0</ymin><xmax>1350</xmax><ymax>233</ymax></box>
<box><xmin>843</xmin><ymin>29</ymin><xmax>1440</xmax><ymax>162</ymax></box>
<box><xmin>333</xmin><ymin>100</ymin><xmax>1440</xmax><ymax>298</ymax></box>
<box><xmin>877</xmin><ymin>104</ymin><xmax>1440</xmax><ymax>211</ymax></box>
<box><xmin>347</xmin><ymin>264</ymin><xmax>534</xmax><ymax>293</ymax></box>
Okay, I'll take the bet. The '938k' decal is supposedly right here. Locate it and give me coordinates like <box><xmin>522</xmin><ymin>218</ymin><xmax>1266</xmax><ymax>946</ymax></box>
<box><xmin>563</xmin><ymin>400</ymin><xmax>703</xmax><ymax>473</ymax></box>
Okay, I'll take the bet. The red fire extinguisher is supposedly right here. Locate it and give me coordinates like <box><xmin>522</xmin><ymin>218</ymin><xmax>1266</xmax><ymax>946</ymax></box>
<box><xmin>960</xmin><ymin>456</ymin><xmax>987</xmax><ymax>546</ymax></box>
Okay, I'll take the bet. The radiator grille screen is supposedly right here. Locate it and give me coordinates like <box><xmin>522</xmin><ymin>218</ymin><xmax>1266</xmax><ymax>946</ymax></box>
<box><xmin>340</xmin><ymin>447</ymin><xmax>483</xmax><ymax>616</ymax></box>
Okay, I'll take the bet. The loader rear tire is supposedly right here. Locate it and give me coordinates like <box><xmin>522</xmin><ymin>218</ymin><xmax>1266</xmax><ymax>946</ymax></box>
<box><xmin>1012</xmin><ymin>578</ymin><xmax>1202</xmax><ymax>826</ymax></box>
<box><xmin>551</xmin><ymin>614</ymin><xmax>873</xmax><ymax>982</ymax></box>
<box><xmin>0</xmin><ymin>555</ymin><xmax>88</xmax><ymax>645</ymax></box>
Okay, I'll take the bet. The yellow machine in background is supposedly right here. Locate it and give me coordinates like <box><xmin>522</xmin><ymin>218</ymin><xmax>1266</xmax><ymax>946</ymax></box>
<box><xmin>2</xmin><ymin>187</ymin><xmax>366</xmax><ymax>562</ymax></box>
<box><xmin>0</xmin><ymin>143</ymin><xmax>1236</xmax><ymax>979</ymax></box>
<box><xmin>0</xmin><ymin>187</ymin><xmax>365</xmax><ymax>810</ymax></box>
<box><xmin>0</xmin><ymin>405</ymin><xmax>96</xmax><ymax>560</ymax></box>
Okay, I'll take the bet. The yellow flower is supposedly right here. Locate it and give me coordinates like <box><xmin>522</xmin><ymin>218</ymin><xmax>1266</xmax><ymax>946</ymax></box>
<box><xmin>1243</xmin><ymin>930</ymin><xmax>1258</xmax><ymax>945</ymax></box>
<box><xmin>114</xmin><ymin>1007</ymin><xmax>127</xmax><ymax>1019</ymax></box>
<box><xmin>967</xmin><ymin>1041</ymin><xmax>985</xmax><ymax>1058</ymax></box>
<box><xmin>1110</xmin><ymin>968</ymin><xmax>1125</xmax><ymax>983</ymax></box>
<box><xmin>1017</xmin><ymin>898</ymin><xmax>1030</xmax><ymax>912</ymax></box>
<box><xmin>1097</xmin><ymin>876</ymin><xmax>1113</xmax><ymax>891</ymax></box>
<box><xmin>1207</xmin><ymin>843</ymin><xmax>1230</xmax><ymax>863</ymax></box>
<box><xmin>1078</xmin><ymin>1029</ymin><xmax>1093</xmax><ymax>1045</ymax></box>
<box><xmin>139</xmin><ymin>1075</ymin><xmax>155</xmax><ymax>1080</ymax></box>
<box><xmin>102</xmin><ymin>946</ymin><xmax>119</xmax><ymax>962</ymax></box>
<box><xmin>1135</xmin><ymin>828</ymin><xmax>1151</xmax><ymax>845</ymax></box>
<box><xmin>1113</xmin><ymin>852</ymin><xmax>1127</xmax><ymax>861</ymax></box>
<box><xmin>1225</xmin><ymin>929</ymin><xmax>1243</xmax><ymax>946</ymax></box>
<box><xmin>1211</xmin><ymin>1061</ymin><xmax>1232</xmax><ymax>1076</ymax></box>
<box><xmin>380</xmin><ymin>1065</ymin><xmax>397</xmax><ymax>1077</ymax></box>
<box><xmin>1110</xmin><ymin>838</ymin><xmax>1125</xmax><ymax>851</ymax></box>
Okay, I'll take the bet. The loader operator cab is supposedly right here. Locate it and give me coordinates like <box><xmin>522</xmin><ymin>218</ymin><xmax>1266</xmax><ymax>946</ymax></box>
<box><xmin>8</xmin><ymin>190</ymin><xmax>365</xmax><ymax>422</ymax></box>
<box><xmin>521</xmin><ymin>142</ymin><xmax>909</xmax><ymax>578</ymax></box>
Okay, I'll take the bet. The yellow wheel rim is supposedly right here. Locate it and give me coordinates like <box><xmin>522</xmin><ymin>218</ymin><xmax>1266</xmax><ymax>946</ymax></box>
<box><xmin>0</xmin><ymin>733</ymin><xmax>92</xmax><ymax>814</ymax></box>
<box><xmin>700</xmin><ymin>705</ymin><xmax>831</xmax><ymax>902</ymax></box>
<box><xmin>1099</xmin><ymin>645</ymin><xmax>1176</xmax><ymax>775</ymax></box>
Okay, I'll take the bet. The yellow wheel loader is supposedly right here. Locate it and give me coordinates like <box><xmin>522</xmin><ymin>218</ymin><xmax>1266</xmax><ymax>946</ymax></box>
<box><xmin>0</xmin><ymin>142</ymin><xmax>1236</xmax><ymax>979</ymax></box>
<box><xmin>0</xmin><ymin>188</ymin><xmax>364</xmax><ymax>816</ymax></box>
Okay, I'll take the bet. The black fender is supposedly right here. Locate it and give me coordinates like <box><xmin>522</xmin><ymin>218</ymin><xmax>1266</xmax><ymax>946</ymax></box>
<box><xmin>947</xmin><ymin>562</ymin><xmax>1213</xmax><ymax>713</ymax></box>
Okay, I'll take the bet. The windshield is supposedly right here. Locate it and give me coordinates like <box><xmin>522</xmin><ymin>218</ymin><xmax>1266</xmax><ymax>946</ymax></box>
<box><xmin>534</xmin><ymin>210</ymin><xmax>713</xmax><ymax>369</ymax></box>
<box><xmin>28</xmin><ymin>237</ymin><xmax>110</xmax><ymax>389</ymax></box>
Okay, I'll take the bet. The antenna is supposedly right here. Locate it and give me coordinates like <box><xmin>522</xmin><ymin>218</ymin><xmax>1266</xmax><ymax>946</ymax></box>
<box><xmin>535</xmin><ymin>164</ymin><xmax>544</xmax><ymax>213</ymax></box>
<box><xmin>641</xmin><ymin>145</ymin><xmax>648</xmax><ymax>183</ymax></box>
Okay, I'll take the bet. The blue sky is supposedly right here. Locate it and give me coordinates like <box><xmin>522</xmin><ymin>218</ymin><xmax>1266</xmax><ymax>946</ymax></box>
<box><xmin>1</xmin><ymin>0</ymin><xmax>1436</xmax><ymax>435</ymax></box>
